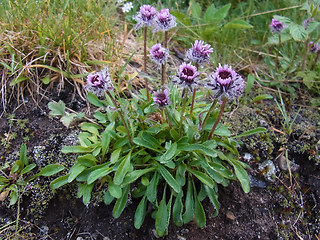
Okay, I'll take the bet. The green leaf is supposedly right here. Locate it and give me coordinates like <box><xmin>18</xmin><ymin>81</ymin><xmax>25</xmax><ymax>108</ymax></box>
<box><xmin>94</xmin><ymin>111</ymin><xmax>107</xmax><ymax>123</ymax></box>
<box><xmin>11</xmin><ymin>161</ymin><xmax>22</xmax><ymax>173</ymax></box>
<box><xmin>61</xmin><ymin>113</ymin><xmax>76</xmax><ymax>127</ymax></box>
<box><xmin>68</xmin><ymin>163</ymin><xmax>87</xmax><ymax>183</ymax></box>
<box><xmin>171</xmin><ymin>11</ymin><xmax>191</xmax><ymax>26</ymax></box>
<box><xmin>101</xmin><ymin>130</ymin><xmax>111</xmax><ymax>157</ymax></box>
<box><xmin>10</xmin><ymin>75</ymin><xmax>28</xmax><ymax>86</ymax></box>
<box><xmin>159</xmin><ymin>142</ymin><xmax>178</xmax><ymax>164</ymax></box>
<box><xmin>187</xmin><ymin>167</ymin><xmax>214</xmax><ymax>188</ymax></box>
<box><xmin>233</xmin><ymin>163</ymin><xmax>250</xmax><ymax>193</ymax></box>
<box><xmin>134</xmin><ymin>196</ymin><xmax>147</xmax><ymax>229</ymax></box>
<box><xmin>156</xmin><ymin>195</ymin><xmax>169</xmax><ymax>237</ymax></box>
<box><xmin>245</xmin><ymin>74</ymin><xmax>255</xmax><ymax>95</ymax></box>
<box><xmin>183</xmin><ymin>178</ymin><xmax>194</xmax><ymax>224</ymax></box>
<box><xmin>189</xmin><ymin>0</ymin><xmax>202</xmax><ymax>19</ymax></box>
<box><xmin>173</xmin><ymin>191</ymin><xmax>183</xmax><ymax>227</ymax></box>
<box><xmin>193</xmin><ymin>183</ymin><xmax>206</xmax><ymax>228</ymax></box>
<box><xmin>113</xmin><ymin>185</ymin><xmax>129</xmax><ymax>218</ymax></box>
<box><xmin>108</xmin><ymin>181</ymin><xmax>122</xmax><ymax>199</ymax></box>
<box><xmin>9</xmin><ymin>191</ymin><xmax>18</xmax><ymax>205</ymax></box>
<box><xmin>87</xmin><ymin>166</ymin><xmax>113</xmax><ymax>185</ymax></box>
<box><xmin>77</xmin><ymin>183</ymin><xmax>94</xmax><ymax>205</ymax></box>
<box><xmin>224</xmin><ymin>20</ymin><xmax>253</xmax><ymax>29</ymax></box>
<box><xmin>77</xmin><ymin>154</ymin><xmax>97</xmax><ymax>167</ymax></box>
<box><xmin>157</xmin><ymin>165</ymin><xmax>181</xmax><ymax>193</ymax></box>
<box><xmin>297</xmin><ymin>71</ymin><xmax>317</xmax><ymax>89</ymax></box>
<box><xmin>38</xmin><ymin>164</ymin><xmax>64</xmax><ymax>176</ymax></box>
<box><xmin>267</xmin><ymin>33</ymin><xmax>292</xmax><ymax>45</ymax></box>
<box><xmin>104</xmin><ymin>190</ymin><xmax>114</xmax><ymax>205</ymax></box>
<box><xmin>207</xmin><ymin>161</ymin><xmax>234</xmax><ymax>179</ymax></box>
<box><xmin>202</xmin><ymin>162</ymin><xmax>225</xmax><ymax>184</ymax></box>
<box><xmin>231</xmin><ymin>127</ymin><xmax>267</xmax><ymax>138</ymax></box>
<box><xmin>41</xmin><ymin>76</ymin><xmax>50</xmax><ymax>84</ymax></box>
<box><xmin>289</xmin><ymin>23</ymin><xmax>307</xmax><ymax>41</ymax></box>
<box><xmin>214</xmin><ymin>125</ymin><xmax>231</xmax><ymax>137</ymax></box>
<box><xmin>133</xmin><ymin>132</ymin><xmax>161</xmax><ymax>152</ymax></box>
<box><xmin>207</xmin><ymin>3</ymin><xmax>231</xmax><ymax>23</ymax></box>
<box><xmin>306</xmin><ymin>21</ymin><xmax>320</xmax><ymax>34</ymax></box>
<box><xmin>133</xmin><ymin>137</ymin><xmax>160</xmax><ymax>152</ymax></box>
<box><xmin>110</xmin><ymin>148</ymin><xmax>122</xmax><ymax>164</ymax></box>
<box><xmin>203</xmin><ymin>4</ymin><xmax>216</xmax><ymax>23</ymax></box>
<box><xmin>122</xmin><ymin>167</ymin><xmax>156</xmax><ymax>186</ymax></box>
<box><xmin>178</xmin><ymin>144</ymin><xmax>217</xmax><ymax>158</ymax></box>
<box><xmin>176</xmin><ymin>163</ymin><xmax>187</xmax><ymax>186</ymax></box>
<box><xmin>252</xmin><ymin>94</ymin><xmax>273</xmax><ymax>103</ymax></box>
<box><xmin>204</xmin><ymin>185</ymin><xmax>220</xmax><ymax>216</ymax></box>
<box><xmin>19</xmin><ymin>143</ymin><xmax>28</xmax><ymax>165</ymax></box>
<box><xmin>87</xmin><ymin>92</ymin><xmax>105</xmax><ymax>107</ymax></box>
<box><xmin>146</xmin><ymin>172</ymin><xmax>159</xmax><ymax>203</ymax></box>
<box><xmin>62</xmin><ymin>145</ymin><xmax>92</xmax><ymax>154</ymax></box>
<box><xmin>81</xmin><ymin>122</ymin><xmax>100</xmax><ymax>136</ymax></box>
<box><xmin>113</xmin><ymin>151</ymin><xmax>131</xmax><ymax>185</ymax></box>
<box><xmin>48</xmin><ymin>100</ymin><xmax>66</xmax><ymax>116</ymax></box>
<box><xmin>50</xmin><ymin>175</ymin><xmax>69</xmax><ymax>190</ymax></box>
<box><xmin>20</xmin><ymin>163</ymin><xmax>36</xmax><ymax>175</ymax></box>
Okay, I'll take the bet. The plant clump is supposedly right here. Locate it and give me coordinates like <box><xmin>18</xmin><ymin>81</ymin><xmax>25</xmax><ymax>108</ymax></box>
<box><xmin>49</xmin><ymin>4</ymin><xmax>267</xmax><ymax>237</ymax></box>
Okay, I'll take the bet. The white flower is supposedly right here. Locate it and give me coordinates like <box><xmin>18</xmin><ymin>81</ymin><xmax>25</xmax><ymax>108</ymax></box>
<box><xmin>117</xmin><ymin>0</ymin><xmax>124</xmax><ymax>3</ymax></box>
<box><xmin>122</xmin><ymin>2</ymin><xmax>133</xmax><ymax>13</ymax></box>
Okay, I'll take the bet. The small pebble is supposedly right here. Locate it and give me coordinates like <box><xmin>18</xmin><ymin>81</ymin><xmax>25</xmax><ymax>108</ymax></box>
<box><xmin>258</xmin><ymin>160</ymin><xmax>276</xmax><ymax>182</ymax></box>
<box><xmin>226</xmin><ymin>211</ymin><xmax>236</xmax><ymax>221</ymax></box>
<box><xmin>177</xmin><ymin>235</ymin><xmax>186</xmax><ymax>240</ymax></box>
<box><xmin>278</xmin><ymin>155</ymin><xmax>300</xmax><ymax>172</ymax></box>
<box><xmin>243</xmin><ymin>153</ymin><xmax>253</xmax><ymax>161</ymax></box>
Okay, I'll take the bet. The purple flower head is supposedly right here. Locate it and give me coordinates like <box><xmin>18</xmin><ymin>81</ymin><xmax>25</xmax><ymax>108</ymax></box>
<box><xmin>153</xmin><ymin>9</ymin><xmax>177</xmax><ymax>32</ymax></box>
<box><xmin>149</xmin><ymin>43</ymin><xmax>169</xmax><ymax>65</ymax></box>
<box><xmin>172</xmin><ymin>62</ymin><xmax>200</xmax><ymax>89</ymax></box>
<box><xmin>207</xmin><ymin>64</ymin><xmax>245</xmax><ymax>100</ymax></box>
<box><xmin>85</xmin><ymin>67</ymin><xmax>114</xmax><ymax>96</ymax></box>
<box><xmin>270</xmin><ymin>18</ymin><xmax>287</xmax><ymax>33</ymax></box>
<box><xmin>308</xmin><ymin>41</ymin><xmax>320</xmax><ymax>53</ymax></box>
<box><xmin>133</xmin><ymin>5</ymin><xmax>157</xmax><ymax>30</ymax></box>
<box><xmin>303</xmin><ymin>18</ymin><xmax>314</xmax><ymax>30</ymax></box>
<box><xmin>186</xmin><ymin>40</ymin><xmax>214</xmax><ymax>65</ymax></box>
<box><xmin>152</xmin><ymin>89</ymin><xmax>171</xmax><ymax>107</ymax></box>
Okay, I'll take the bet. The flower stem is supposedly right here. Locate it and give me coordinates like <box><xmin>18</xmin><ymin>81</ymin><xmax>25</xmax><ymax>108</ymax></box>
<box><xmin>164</xmin><ymin>31</ymin><xmax>168</xmax><ymax>48</ymax></box>
<box><xmin>311</xmin><ymin>51</ymin><xmax>320</xmax><ymax>70</ymax></box>
<box><xmin>161</xmin><ymin>63</ymin><xmax>166</xmax><ymax>88</ymax></box>
<box><xmin>201</xmin><ymin>99</ymin><xmax>218</xmax><ymax>131</ymax></box>
<box><xmin>106</xmin><ymin>91</ymin><xmax>133</xmax><ymax>145</ymax></box>
<box><xmin>163</xmin><ymin>107</ymin><xmax>172</xmax><ymax>129</ymax></box>
<box><xmin>144</xmin><ymin>26</ymin><xmax>150</xmax><ymax>101</ymax></box>
<box><xmin>208</xmin><ymin>98</ymin><xmax>227</xmax><ymax>140</ymax></box>
<box><xmin>190</xmin><ymin>89</ymin><xmax>196</xmax><ymax>114</ymax></box>
<box><xmin>179</xmin><ymin>88</ymin><xmax>189</xmax><ymax>136</ymax></box>
<box><xmin>275</xmin><ymin>33</ymin><xmax>281</xmax><ymax>71</ymax></box>
<box><xmin>189</xmin><ymin>63</ymin><xmax>199</xmax><ymax>115</ymax></box>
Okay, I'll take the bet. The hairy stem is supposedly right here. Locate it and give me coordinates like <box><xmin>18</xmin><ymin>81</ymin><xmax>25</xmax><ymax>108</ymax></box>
<box><xmin>163</xmin><ymin>107</ymin><xmax>172</xmax><ymax>129</ymax></box>
<box><xmin>179</xmin><ymin>88</ymin><xmax>189</xmax><ymax>136</ymax></box>
<box><xmin>190</xmin><ymin>89</ymin><xmax>196</xmax><ymax>115</ymax></box>
<box><xmin>161</xmin><ymin>63</ymin><xmax>166</xmax><ymax>88</ymax></box>
<box><xmin>106</xmin><ymin>91</ymin><xmax>133</xmax><ymax>145</ymax></box>
<box><xmin>311</xmin><ymin>51</ymin><xmax>320</xmax><ymax>70</ymax></box>
<box><xmin>201</xmin><ymin>99</ymin><xmax>218</xmax><ymax>131</ymax></box>
<box><xmin>144</xmin><ymin>26</ymin><xmax>150</xmax><ymax>101</ymax></box>
<box><xmin>208</xmin><ymin>98</ymin><xmax>227</xmax><ymax>140</ymax></box>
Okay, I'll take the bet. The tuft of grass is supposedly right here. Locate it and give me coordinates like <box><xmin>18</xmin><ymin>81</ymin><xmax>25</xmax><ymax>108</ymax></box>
<box><xmin>0</xmin><ymin>0</ymin><xmax>122</xmax><ymax>113</ymax></box>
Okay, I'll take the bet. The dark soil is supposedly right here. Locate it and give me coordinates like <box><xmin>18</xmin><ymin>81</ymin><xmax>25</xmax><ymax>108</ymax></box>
<box><xmin>1</xmin><ymin>85</ymin><xmax>320</xmax><ymax>240</ymax></box>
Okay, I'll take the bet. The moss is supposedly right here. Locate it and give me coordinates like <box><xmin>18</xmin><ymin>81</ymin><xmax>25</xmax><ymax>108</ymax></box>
<box><xmin>224</xmin><ymin>106</ymin><xmax>275</xmax><ymax>160</ymax></box>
